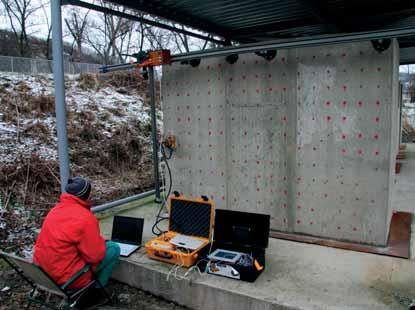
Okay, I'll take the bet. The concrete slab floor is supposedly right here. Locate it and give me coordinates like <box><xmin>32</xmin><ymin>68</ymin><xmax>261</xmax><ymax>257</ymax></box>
<box><xmin>393</xmin><ymin>143</ymin><xmax>415</xmax><ymax>214</ymax></box>
<box><xmin>99</xmin><ymin>202</ymin><xmax>415</xmax><ymax>310</ymax></box>
<box><xmin>391</xmin><ymin>143</ymin><xmax>415</xmax><ymax>258</ymax></box>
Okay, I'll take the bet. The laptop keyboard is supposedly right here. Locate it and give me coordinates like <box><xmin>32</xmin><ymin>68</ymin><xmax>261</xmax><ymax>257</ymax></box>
<box><xmin>117</xmin><ymin>243</ymin><xmax>139</xmax><ymax>256</ymax></box>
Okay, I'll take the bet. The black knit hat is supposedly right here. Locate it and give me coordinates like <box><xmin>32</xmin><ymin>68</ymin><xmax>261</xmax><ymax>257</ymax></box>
<box><xmin>65</xmin><ymin>177</ymin><xmax>91</xmax><ymax>201</ymax></box>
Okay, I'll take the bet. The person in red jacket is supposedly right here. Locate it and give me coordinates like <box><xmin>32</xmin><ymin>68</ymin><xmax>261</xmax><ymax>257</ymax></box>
<box><xmin>34</xmin><ymin>177</ymin><xmax>120</xmax><ymax>293</ymax></box>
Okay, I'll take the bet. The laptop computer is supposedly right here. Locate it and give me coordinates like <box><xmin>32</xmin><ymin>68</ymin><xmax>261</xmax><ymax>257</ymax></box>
<box><xmin>111</xmin><ymin>216</ymin><xmax>144</xmax><ymax>257</ymax></box>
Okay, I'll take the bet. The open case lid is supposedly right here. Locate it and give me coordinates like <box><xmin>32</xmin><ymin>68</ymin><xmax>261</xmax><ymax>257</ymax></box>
<box><xmin>214</xmin><ymin>209</ymin><xmax>270</xmax><ymax>249</ymax></box>
<box><xmin>168</xmin><ymin>194</ymin><xmax>214</xmax><ymax>239</ymax></box>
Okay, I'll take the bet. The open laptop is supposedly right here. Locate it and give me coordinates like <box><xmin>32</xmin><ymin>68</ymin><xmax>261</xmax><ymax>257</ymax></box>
<box><xmin>111</xmin><ymin>216</ymin><xmax>144</xmax><ymax>257</ymax></box>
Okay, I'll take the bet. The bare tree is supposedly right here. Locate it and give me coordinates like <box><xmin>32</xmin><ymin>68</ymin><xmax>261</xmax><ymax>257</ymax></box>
<box><xmin>145</xmin><ymin>24</ymin><xmax>174</xmax><ymax>51</ymax></box>
<box><xmin>170</xmin><ymin>23</ymin><xmax>213</xmax><ymax>53</ymax></box>
<box><xmin>40</xmin><ymin>1</ymin><xmax>51</xmax><ymax>59</ymax></box>
<box><xmin>1</xmin><ymin>0</ymin><xmax>42</xmax><ymax>56</ymax></box>
<box><xmin>64</xmin><ymin>7</ymin><xmax>90</xmax><ymax>61</ymax></box>
<box><xmin>86</xmin><ymin>1</ymin><xmax>151</xmax><ymax>64</ymax></box>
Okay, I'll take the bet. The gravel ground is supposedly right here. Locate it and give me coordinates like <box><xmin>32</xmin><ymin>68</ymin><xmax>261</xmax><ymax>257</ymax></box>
<box><xmin>0</xmin><ymin>267</ymin><xmax>190</xmax><ymax>310</ymax></box>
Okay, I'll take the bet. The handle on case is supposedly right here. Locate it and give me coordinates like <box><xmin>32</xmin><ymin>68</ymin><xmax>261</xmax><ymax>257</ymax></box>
<box><xmin>155</xmin><ymin>252</ymin><xmax>173</xmax><ymax>259</ymax></box>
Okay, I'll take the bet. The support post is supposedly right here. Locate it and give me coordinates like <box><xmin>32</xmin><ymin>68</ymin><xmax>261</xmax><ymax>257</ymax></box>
<box><xmin>148</xmin><ymin>67</ymin><xmax>161</xmax><ymax>202</ymax></box>
<box><xmin>51</xmin><ymin>0</ymin><xmax>70</xmax><ymax>192</ymax></box>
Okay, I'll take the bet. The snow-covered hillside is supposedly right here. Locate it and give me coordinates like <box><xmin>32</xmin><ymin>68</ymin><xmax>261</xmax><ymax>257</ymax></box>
<box><xmin>0</xmin><ymin>72</ymin><xmax>154</xmax><ymax>164</ymax></box>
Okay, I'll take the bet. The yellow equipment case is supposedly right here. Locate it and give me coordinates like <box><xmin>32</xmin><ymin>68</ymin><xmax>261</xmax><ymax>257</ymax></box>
<box><xmin>145</xmin><ymin>193</ymin><xmax>214</xmax><ymax>267</ymax></box>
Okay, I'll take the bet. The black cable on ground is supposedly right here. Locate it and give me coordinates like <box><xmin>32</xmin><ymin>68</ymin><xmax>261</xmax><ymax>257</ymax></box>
<box><xmin>152</xmin><ymin>145</ymin><xmax>173</xmax><ymax>236</ymax></box>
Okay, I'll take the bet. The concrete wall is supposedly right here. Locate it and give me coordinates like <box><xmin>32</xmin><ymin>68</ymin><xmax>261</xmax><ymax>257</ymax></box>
<box><xmin>162</xmin><ymin>40</ymin><xmax>399</xmax><ymax>246</ymax></box>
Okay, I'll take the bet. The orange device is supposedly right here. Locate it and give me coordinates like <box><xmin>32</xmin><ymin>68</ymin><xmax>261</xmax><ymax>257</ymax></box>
<box><xmin>136</xmin><ymin>50</ymin><xmax>171</xmax><ymax>68</ymax></box>
<box><xmin>146</xmin><ymin>193</ymin><xmax>214</xmax><ymax>267</ymax></box>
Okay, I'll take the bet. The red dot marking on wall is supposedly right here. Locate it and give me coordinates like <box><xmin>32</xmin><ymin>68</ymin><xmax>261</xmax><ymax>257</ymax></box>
<box><xmin>342</xmin><ymin>148</ymin><xmax>347</xmax><ymax>154</ymax></box>
<box><xmin>326</xmin><ymin>101</ymin><xmax>331</xmax><ymax>106</ymax></box>
<box><xmin>342</xmin><ymin>116</ymin><xmax>347</xmax><ymax>122</ymax></box>
<box><xmin>373</xmin><ymin>133</ymin><xmax>379</xmax><ymax>140</ymax></box>
<box><xmin>297</xmin><ymin>220</ymin><xmax>301</xmax><ymax>224</ymax></box>
<box><xmin>297</xmin><ymin>205</ymin><xmax>302</xmax><ymax>210</ymax></box>
<box><xmin>326</xmin><ymin>116</ymin><xmax>332</xmax><ymax>122</ymax></box>
<box><xmin>342</xmin><ymin>133</ymin><xmax>347</xmax><ymax>140</ymax></box>
<box><xmin>375</xmin><ymin>117</ymin><xmax>380</xmax><ymax>123</ymax></box>
<box><xmin>358</xmin><ymin>101</ymin><xmax>363</xmax><ymax>107</ymax></box>
<box><xmin>357</xmin><ymin>133</ymin><xmax>363</xmax><ymax>139</ymax></box>
<box><xmin>357</xmin><ymin>149</ymin><xmax>363</xmax><ymax>156</ymax></box>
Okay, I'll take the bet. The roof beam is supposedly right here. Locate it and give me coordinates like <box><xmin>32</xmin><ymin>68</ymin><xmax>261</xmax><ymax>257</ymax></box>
<box><xmin>100</xmin><ymin>26</ymin><xmax>415</xmax><ymax>73</ymax></box>
<box><xmin>230</xmin><ymin>18</ymin><xmax>329</xmax><ymax>42</ymax></box>
<box><xmin>62</xmin><ymin>0</ymin><xmax>226</xmax><ymax>45</ymax></box>
<box><xmin>104</xmin><ymin>0</ymin><xmax>233</xmax><ymax>41</ymax></box>
<box><xmin>296</xmin><ymin>0</ymin><xmax>340</xmax><ymax>32</ymax></box>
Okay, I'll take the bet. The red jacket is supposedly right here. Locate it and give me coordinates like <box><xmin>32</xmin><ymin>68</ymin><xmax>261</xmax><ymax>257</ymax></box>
<box><xmin>34</xmin><ymin>193</ymin><xmax>106</xmax><ymax>288</ymax></box>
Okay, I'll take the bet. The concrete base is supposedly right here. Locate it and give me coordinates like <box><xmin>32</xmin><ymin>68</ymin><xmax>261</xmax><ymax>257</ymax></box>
<box><xmin>99</xmin><ymin>202</ymin><xmax>415</xmax><ymax>310</ymax></box>
<box><xmin>96</xmin><ymin>144</ymin><xmax>415</xmax><ymax>310</ymax></box>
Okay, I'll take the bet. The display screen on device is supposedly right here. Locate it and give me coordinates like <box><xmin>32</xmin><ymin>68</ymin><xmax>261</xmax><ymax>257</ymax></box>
<box><xmin>215</xmin><ymin>251</ymin><xmax>238</xmax><ymax>260</ymax></box>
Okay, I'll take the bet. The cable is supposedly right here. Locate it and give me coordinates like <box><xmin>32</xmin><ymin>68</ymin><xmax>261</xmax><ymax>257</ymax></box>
<box><xmin>152</xmin><ymin>144</ymin><xmax>173</xmax><ymax>236</ymax></box>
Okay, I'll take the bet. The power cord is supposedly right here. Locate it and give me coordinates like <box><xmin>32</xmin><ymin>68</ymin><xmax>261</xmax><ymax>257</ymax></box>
<box><xmin>152</xmin><ymin>144</ymin><xmax>173</xmax><ymax>236</ymax></box>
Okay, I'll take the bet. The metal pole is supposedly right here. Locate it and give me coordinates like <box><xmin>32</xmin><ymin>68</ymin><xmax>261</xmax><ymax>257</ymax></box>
<box><xmin>148</xmin><ymin>67</ymin><xmax>161</xmax><ymax>202</ymax></box>
<box><xmin>51</xmin><ymin>0</ymin><xmax>70</xmax><ymax>192</ymax></box>
<box><xmin>98</xmin><ymin>26</ymin><xmax>415</xmax><ymax>74</ymax></box>
<box><xmin>171</xmin><ymin>27</ymin><xmax>415</xmax><ymax>62</ymax></box>
<box><xmin>91</xmin><ymin>189</ymin><xmax>156</xmax><ymax>213</ymax></box>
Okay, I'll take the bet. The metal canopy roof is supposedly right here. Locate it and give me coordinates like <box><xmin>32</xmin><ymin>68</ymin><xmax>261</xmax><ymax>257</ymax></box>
<box><xmin>102</xmin><ymin>0</ymin><xmax>415</xmax><ymax>63</ymax></box>
<box><xmin>105</xmin><ymin>1</ymin><xmax>415</xmax><ymax>41</ymax></box>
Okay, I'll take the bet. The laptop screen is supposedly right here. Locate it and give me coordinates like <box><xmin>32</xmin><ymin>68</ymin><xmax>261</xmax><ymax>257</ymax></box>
<box><xmin>111</xmin><ymin>216</ymin><xmax>144</xmax><ymax>245</ymax></box>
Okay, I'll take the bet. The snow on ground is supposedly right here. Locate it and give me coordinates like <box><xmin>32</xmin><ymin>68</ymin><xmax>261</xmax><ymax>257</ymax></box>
<box><xmin>0</xmin><ymin>72</ymin><xmax>150</xmax><ymax>164</ymax></box>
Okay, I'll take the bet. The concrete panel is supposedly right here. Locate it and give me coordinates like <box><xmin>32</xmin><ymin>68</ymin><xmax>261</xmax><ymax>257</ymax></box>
<box><xmin>162</xmin><ymin>41</ymin><xmax>399</xmax><ymax>246</ymax></box>
<box><xmin>292</xmin><ymin>41</ymin><xmax>397</xmax><ymax>245</ymax></box>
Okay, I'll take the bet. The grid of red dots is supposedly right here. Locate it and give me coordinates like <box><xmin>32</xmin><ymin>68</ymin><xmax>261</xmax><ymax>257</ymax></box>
<box><xmin>162</xmin><ymin>46</ymin><xmax>392</xmax><ymax>243</ymax></box>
